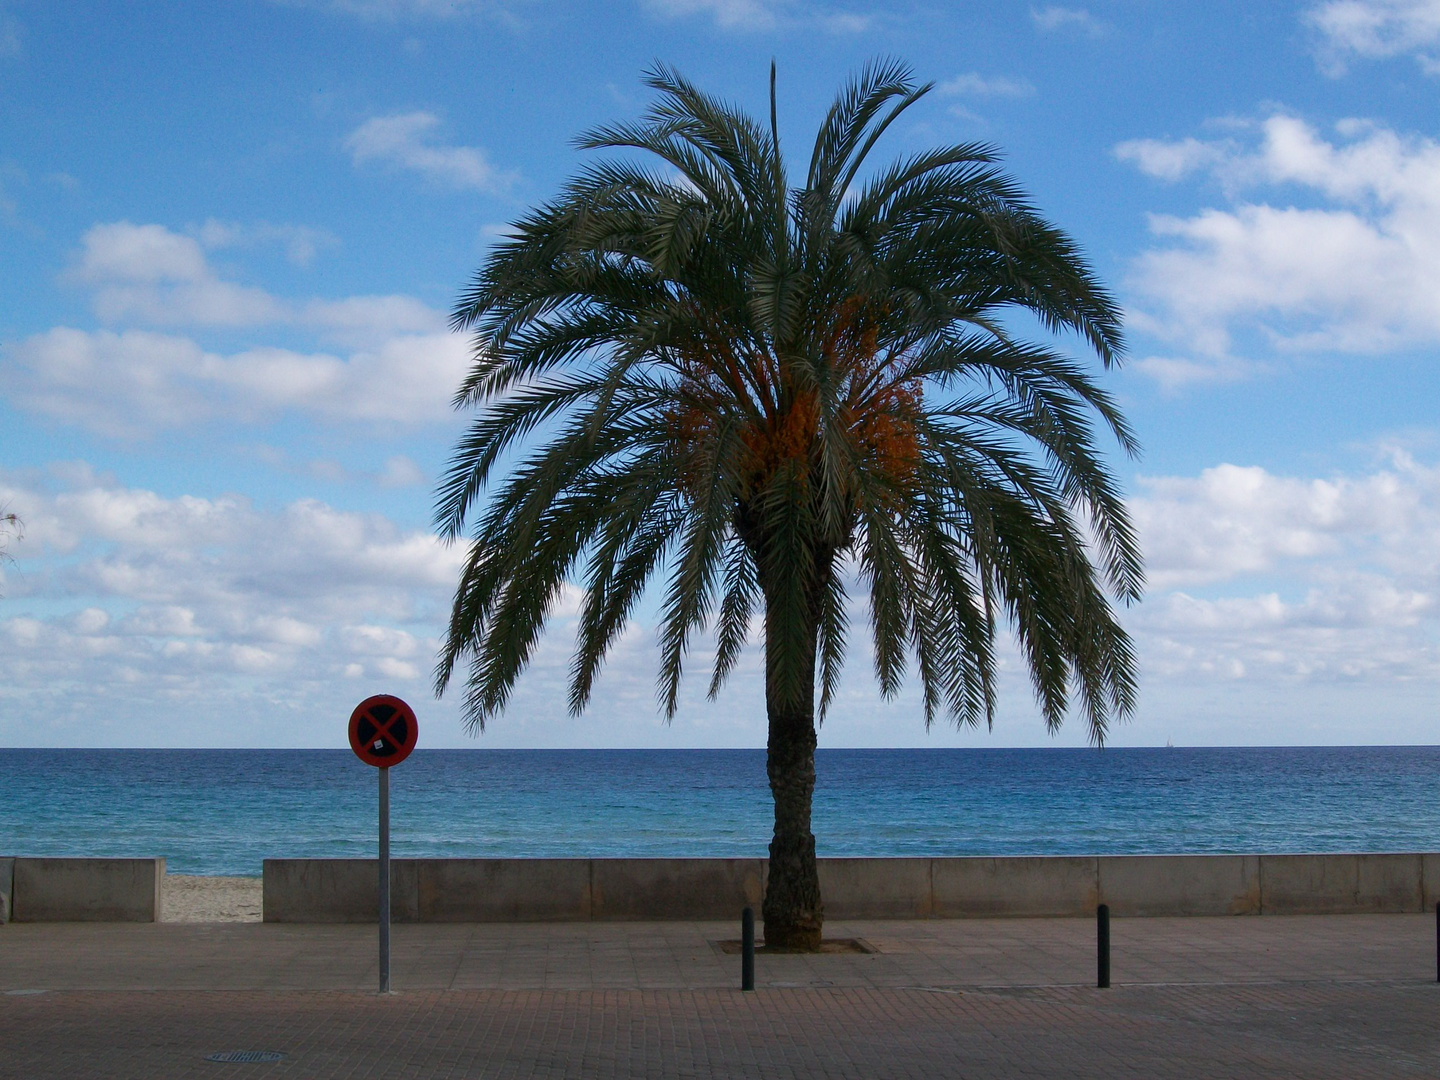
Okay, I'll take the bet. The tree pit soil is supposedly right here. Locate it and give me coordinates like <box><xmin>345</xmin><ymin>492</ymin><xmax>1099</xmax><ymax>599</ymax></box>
<box><xmin>713</xmin><ymin>937</ymin><xmax>876</xmax><ymax>955</ymax></box>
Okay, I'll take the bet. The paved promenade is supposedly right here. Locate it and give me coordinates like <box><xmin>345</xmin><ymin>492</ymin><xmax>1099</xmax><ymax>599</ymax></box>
<box><xmin>2</xmin><ymin>915</ymin><xmax>1437</xmax><ymax>1077</ymax></box>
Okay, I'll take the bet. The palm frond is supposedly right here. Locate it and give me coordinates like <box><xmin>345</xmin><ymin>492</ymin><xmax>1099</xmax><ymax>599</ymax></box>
<box><xmin>436</xmin><ymin>59</ymin><xmax>1143</xmax><ymax>748</ymax></box>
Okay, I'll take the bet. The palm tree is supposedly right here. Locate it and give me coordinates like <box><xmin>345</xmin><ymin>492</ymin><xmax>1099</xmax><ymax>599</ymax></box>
<box><xmin>435</xmin><ymin>61</ymin><xmax>1142</xmax><ymax>950</ymax></box>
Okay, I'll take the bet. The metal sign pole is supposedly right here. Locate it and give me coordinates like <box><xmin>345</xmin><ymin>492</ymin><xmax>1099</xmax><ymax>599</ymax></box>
<box><xmin>379</xmin><ymin>765</ymin><xmax>390</xmax><ymax>994</ymax></box>
<box><xmin>349</xmin><ymin>695</ymin><xmax>415</xmax><ymax>995</ymax></box>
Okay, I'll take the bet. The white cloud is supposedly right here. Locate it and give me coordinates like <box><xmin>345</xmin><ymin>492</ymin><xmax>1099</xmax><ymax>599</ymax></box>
<box><xmin>268</xmin><ymin>0</ymin><xmax>529</xmax><ymax>23</ymax></box>
<box><xmin>2</xmin><ymin>473</ymin><xmax>456</xmax><ymax>599</ymax></box>
<box><xmin>194</xmin><ymin>218</ymin><xmax>337</xmax><ymax>267</ymax></box>
<box><xmin>77</xmin><ymin>221</ymin><xmax>210</xmax><ymax>283</ymax></box>
<box><xmin>1129</xmin><ymin>453</ymin><xmax>1440</xmax><ymax>686</ymax></box>
<box><xmin>644</xmin><ymin>0</ymin><xmax>782</xmax><ymax>28</ymax></box>
<box><xmin>72</xmin><ymin>221</ymin><xmax>445</xmax><ymax>340</ymax></box>
<box><xmin>1129</xmin><ymin>354</ymin><xmax>1254</xmax><ymax>393</ymax></box>
<box><xmin>9</xmin><ymin>451</ymin><xmax>1440</xmax><ymax>745</ymax></box>
<box><xmin>322</xmin><ymin>0</ymin><xmax>475</xmax><ymax>13</ymax></box>
<box><xmin>4</xmin><ymin>329</ymin><xmax>215</xmax><ymax>434</ymax></box>
<box><xmin>1136</xmin><ymin>463</ymin><xmax>1395</xmax><ymax>590</ymax></box>
<box><xmin>303</xmin><ymin>294</ymin><xmax>444</xmax><ymax>348</ymax></box>
<box><xmin>640</xmin><ymin>0</ymin><xmax>867</xmax><ymax>32</ymax></box>
<box><xmin>377</xmin><ymin>455</ymin><xmax>427</xmax><ymax>488</ymax></box>
<box><xmin>1</xmin><ymin>326</ymin><xmax>470</xmax><ymax>437</ymax></box>
<box><xmin>11</xmin><ymin>221</ymin><xmax>466</xmax><ymax>437</ymax></box>
<box><xmin>0</xmin><ymin>467</ymin><xmax>470</xmax><ymax>744</ymax></box>
<box><xmin>1114</xmin><ymin>136</ymin><xmax>1232</xmax><ymax>181</ymax></box>
<box><xmin>1</xmin><ymin>472</ymin><xmax>458</xmax><ymax>631</ymax></box>
<box><xmin>73</xmin><ymin>221</ymin><xmax>288</xmax><ymax>328</ymax></box>
<box><xmin>818</xmin><ymin>11</ymin><xmax>869</xmax><ymax>33</ymax></box>
<box><xmin>344</xmin><ymin>112</ymin><xmax>515</xmax><ymax>192</ymax></box>
<box><xmin>1305</xmin><ymin>0</ymin><xmax>1440</xmax><ymax>69</ymax></box>
<box><xmin>0</xmin><ymin>465</ymin><xmax>767</xmax><ymax>748</ymax></box>
<box><xmin>1030</xmin><ymin>5</ymin><xmax>1103</xmax><ymax>35</ymax></box>
<box><xmin>281</xmin><ymin>0</ymin><xmax>504</xmax><ymax>16</ymax></box>
<box><xmin>1120</xmin><ymin>115</ymin><xmax>1440</xmax><ymax>372</ymax></box>
<box><xmin>1134</xmin><ymin>583</ymin><xmax>1439</xmax><ymax>686</ymax></box>
<box><xmin>249</xmin><ymin>449</ymin><xmax>431</xmax><ymax>490</ymax></box>
<box><xmin>940</xmin><ymin>72</ymin><xmax>1035</xmax><ymax>98</ymax></box>
<box><xmin>72</xmin><ymin>607</ymin><xmax>109</xmax><ymax>634</ymax></box>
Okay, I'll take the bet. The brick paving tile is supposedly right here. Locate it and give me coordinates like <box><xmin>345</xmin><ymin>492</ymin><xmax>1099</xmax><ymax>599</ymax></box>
<box><xmin>11</xmin><ymin>915</ymin><xmax>1433</xmax><ymax>993</ymax></box>
<box><xmin>2</xmin><ymin>983</ymin><xmax>1438</xmax><ymax>1079</ymax></box>
<box><xmin>2</xmin><ymin>915</ymin><xmax>1437</xmax><ymax>1076</ymax></box>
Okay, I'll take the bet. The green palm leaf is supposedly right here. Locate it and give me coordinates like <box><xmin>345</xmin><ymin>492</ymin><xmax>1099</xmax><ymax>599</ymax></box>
<box><xmin>436</xmin><ymin>61</ymin><xmax>1143</xmax><ymax>950</ymax></box>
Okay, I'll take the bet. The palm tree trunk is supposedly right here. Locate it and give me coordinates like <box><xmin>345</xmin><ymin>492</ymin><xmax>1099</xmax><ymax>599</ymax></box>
<box><xmin>760</xmin><ymin>590</ymin><xmax>824</xmax><ymax>950</ymax></box>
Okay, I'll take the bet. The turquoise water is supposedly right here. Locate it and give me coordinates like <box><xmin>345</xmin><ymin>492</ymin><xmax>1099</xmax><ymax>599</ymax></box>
<box><xmin>4</xmin><ymin>747</ymin><xmax>1438</xmax><ymax>876</ymax></box>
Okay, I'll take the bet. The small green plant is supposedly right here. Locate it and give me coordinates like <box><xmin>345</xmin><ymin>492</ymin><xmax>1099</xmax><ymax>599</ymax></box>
<box><xmin>0</xmin><ymin>506</ymin><xmax>22</xmax><ymax>595</ymax></box>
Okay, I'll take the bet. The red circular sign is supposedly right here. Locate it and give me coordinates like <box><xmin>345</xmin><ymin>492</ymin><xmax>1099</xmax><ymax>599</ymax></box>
<box><xmin>348</xmin><ymin>694</ymin><xmax>419</xmax><ymax>768</ymax></box>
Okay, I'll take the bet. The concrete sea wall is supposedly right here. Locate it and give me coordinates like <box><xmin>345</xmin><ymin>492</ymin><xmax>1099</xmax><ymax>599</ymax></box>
<box><xmin>262</xmin><ymin>854</ymin><xmax>1440</xmax><ymax>923</ymax></box>
<box><xmin>1</xmin><ymin>855</ymin><xmax>1433</xmax><ymax>924</ymax></box>
<box><xmin>262</xmin><ymin>858</ymin><xmax>767</xmax><ymax>923</ymax></box>
<box><xmin>0</xmin><ymin>858</ymin><xmax>164</xmax><ymax>922</ymax></box>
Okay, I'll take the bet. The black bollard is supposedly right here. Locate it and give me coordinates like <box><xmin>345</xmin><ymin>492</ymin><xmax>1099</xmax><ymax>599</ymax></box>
<box><xmin>741</xmin><ymin>906</ymin><xmax>755</xmax><ymax>991</ymax></box>
<box><xmin>1435</xmin><ymin>902</ymin><xmax>1439</xmax><ymax>983</ymax></box>
<box><xmin>1097</xmin><ymin>904</ymin><xmax>1111</xmax><ymax>988</ymax></box>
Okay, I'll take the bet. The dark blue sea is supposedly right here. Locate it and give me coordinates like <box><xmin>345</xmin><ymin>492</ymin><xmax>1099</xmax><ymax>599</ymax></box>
<box><xmin>4</xmin><ymin>748</ymin><xmax>1438</xmax><ymax>876</ymax></box>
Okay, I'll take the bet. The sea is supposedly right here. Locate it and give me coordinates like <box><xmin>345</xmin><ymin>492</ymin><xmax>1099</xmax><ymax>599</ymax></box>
<box><xmin>4</xmin><ymin>747</ymin><xmax>1439</xmax><ymax>876</ymax></box>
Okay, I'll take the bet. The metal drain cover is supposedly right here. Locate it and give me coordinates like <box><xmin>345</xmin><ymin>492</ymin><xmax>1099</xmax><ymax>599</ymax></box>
<box><xmin>205</xmin><ymin>1051</ymin><xmax>286</xmax><ymax>1064</ymax></box>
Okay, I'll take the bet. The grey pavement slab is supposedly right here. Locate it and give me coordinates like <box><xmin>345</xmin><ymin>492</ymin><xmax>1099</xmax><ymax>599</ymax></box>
<box><xmin>0</xmin><ymin>914</ymin><xmax>1433</xmax><ymax>991</ymax></box>
<box><xmin>2</xmin><ymin>916</ymin><xmax>1437</xmax><ymax>1078</ymax></box>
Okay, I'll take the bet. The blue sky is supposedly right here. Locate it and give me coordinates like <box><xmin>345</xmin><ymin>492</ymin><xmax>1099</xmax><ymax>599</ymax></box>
<box><xmin>4</xmin><ymin>0</ymin><xmax>1440</xmax><ymax>749</ymax></box>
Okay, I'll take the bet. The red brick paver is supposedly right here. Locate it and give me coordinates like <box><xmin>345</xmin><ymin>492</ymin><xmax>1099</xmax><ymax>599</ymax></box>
<box><xmin>2</xmin><ymin>983</ymin><xmax>1436</xmax><ymax>1079</ymax></box>
<box><xmin>3</xmin><ymin>916</ymin><xmax>1437</xmax><ymax>1077</ymax></box>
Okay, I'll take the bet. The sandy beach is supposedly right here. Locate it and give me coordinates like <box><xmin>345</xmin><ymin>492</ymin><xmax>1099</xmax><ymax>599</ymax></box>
<box><xmin>162</xmin><ymin>875</ymin><xmax>262</xmax><ymax>923</ymax></box>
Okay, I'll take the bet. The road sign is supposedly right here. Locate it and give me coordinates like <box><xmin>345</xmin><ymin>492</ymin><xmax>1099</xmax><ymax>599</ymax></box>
<box><xmin>347</xmin><ymin>694</ymin><xmax>418</xmax><ymax>994</ymax></box>
<box><xmin>348</xmin><ymin>694</ymin><xmax>418</xmax><ymax>768</ymax></box>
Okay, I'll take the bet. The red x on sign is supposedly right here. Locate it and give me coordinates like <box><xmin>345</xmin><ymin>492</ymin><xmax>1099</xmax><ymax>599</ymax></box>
<box><xmin>348</xmin><ymin>694</ymin><xmax>419</xmax><ymax>768</ymax></box>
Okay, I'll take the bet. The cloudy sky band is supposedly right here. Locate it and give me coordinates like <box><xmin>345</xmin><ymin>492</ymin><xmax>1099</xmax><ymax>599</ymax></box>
<box><xmin>2</xmin><ymin>0</ymin><xmax>1440</xmax><ymax>747</ymax></box>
